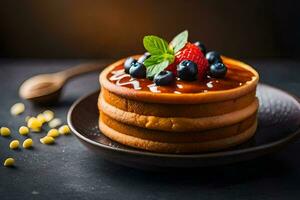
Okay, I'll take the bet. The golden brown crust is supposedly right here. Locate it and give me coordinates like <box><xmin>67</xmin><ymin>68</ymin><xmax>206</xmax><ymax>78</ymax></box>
<box><xmin>100</xmin><ymin>111</ymin><xmax>257</xmax><ymax>143</ymax></box>
<box><xmin>99</xmin><ymin>56</ymin><xmax>259</xmax><ymax>104</ymax></box>
<box><xmin>99</xmin><ymin>117</ymin><xmax>257</xmax><ymax>153</ymax></box>
<box><xmin>99</xmin><ymin>95</ymin><xmax>258</xmax><ymax>132</ymax></box>
<box><xmin>101</xmin><ymin>87</ymin><xmax>256</xmax><ymax>117</ymax></box>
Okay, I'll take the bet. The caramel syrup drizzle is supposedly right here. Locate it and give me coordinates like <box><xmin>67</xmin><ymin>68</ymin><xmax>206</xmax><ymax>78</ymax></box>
<box><xmin>108</xmin><ymin>65</ymin><xmax>255</xmax><ymax>94</ymax></box>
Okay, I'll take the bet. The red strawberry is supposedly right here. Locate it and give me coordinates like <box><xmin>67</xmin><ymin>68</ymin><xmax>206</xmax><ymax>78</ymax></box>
<box><xmin>166</xmin><ymin>42</ymin><xmax>209</xmax><ymax>80</ymax></box>
<box><xmin>165</xmin><ymin>62</ymin><xmax>177</xmax><ymax>75</ymax></box>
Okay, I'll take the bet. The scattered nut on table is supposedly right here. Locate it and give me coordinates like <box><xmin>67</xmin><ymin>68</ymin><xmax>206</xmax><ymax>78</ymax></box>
<box><xmin>43</xmin><ymin>110</ymin><xmax>54</xmax><ymax>122</ymax></box>
<box><xmin>9</xmin><ymin>140</ymin><xmax>20</xmax><ymax>149</ymax></box>
<box><xmin>23</xmin><ymin>138</ymin><xmax>33</xmax><ymax>149</ymax></box>
<box><xmin>48</xmin><ymin>118</ymin><xmax>62</xmax><ymax>128</ymax></box>
<box><xmin>59</xmin><ymin>125</ymin><xmax>71</xmax><ymax>135</ymax></box>
<box><xmin>47</xmin><ymin>129</ymin><xmax>59</xmax><ymax>138</ymax></box>
<box><xmin>19</xmin><ymin>126</ymin><xmax>29</xmax><ymax>135</ymax></box>
<box><xmin>40</xmin><ymin>136</ymin><xmax>55</xmax><ymax>145</ymax></box>
<box><xmin>1</xmin><ymin>105</ymin><xmax>70</xmax><ymax>168</ymax></box>
<box><xmin>0</xmin><ymin>127</ymin><xmax>11</xmax><ymax>137</ymax></box>
<box><xmin>27</xmin><ymin>117</ymin><xmax>42</xmax><ymax>130</ymax></box>
<box><xmin>3</xmin><ymin>158</ymin><xmax>15</xmax><ymax>167</ymax></box>
<box><xmin>10</xmin><ymin>103</ymin><xmax>25</xmax><ymax>116</ymax></box>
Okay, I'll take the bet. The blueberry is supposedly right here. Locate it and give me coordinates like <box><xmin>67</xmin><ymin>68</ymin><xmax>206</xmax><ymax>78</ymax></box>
<box><xmin>177</xmin><ymin>60</ymin><xmax>198</xmax><ymax>81</ymax></box>
<box><xmin>194</xmin><ymin>41</ymin><xmax>206</xmax><ymax>54</ymax></box>
<box><xmin>209</xmin><ymin>62</ymin><xmax>227</xmax><ymax>78</ymax></box>
<box><xmin>138</xmin><ymin>52</ymin><xmax>151</xmax><ymax>63</ymax></box>
<box><xmin>129</xmin><ymin>62</ymin><xmax>146</xmax><ymax>78</ymax></box>
<box><xmin>124</xmin><ymin>57</ymin><xmax>137</xmax><ymax>73</ymax></box>
<box><xmin>206</xmin><ymin>51</ymin><xmax>222</xmax><ymax>64</ymax></box>
<box><xmin>153</xmin><ymin>71</ymin><xmax>175</xmax><ymax>86</ymax></box>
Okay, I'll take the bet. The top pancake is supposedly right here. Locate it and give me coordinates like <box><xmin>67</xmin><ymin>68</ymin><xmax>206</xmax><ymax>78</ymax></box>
<box><xmin>100</xmin><ymin>56</ymin><xmax>259</xmax><ymax>104</ymax></box>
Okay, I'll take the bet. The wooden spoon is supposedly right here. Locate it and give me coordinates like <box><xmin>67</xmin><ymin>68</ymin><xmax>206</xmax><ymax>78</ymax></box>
<box><xmin>19</xmin><ymin>62</ymin><xmax>105</xmax><ymax>104</ymax></box>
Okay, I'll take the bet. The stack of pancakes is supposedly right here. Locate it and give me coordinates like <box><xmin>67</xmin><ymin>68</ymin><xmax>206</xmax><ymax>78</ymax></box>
<box><xmin>98</xmin><ymin>57</ymin><xmax>259</xmax><ymax>153</ymax></box>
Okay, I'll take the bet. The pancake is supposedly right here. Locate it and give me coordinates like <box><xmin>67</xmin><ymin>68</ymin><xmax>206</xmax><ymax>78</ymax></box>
<box><xmin>101</xmin><ymin>87</ymin><xmax>256</xmax><ymax>117</ymax></box>
<box><xmin>99</xmin><ymin>95</ymin><xmax>258</xmax><ymax>132</ymax></box>
<box><xmin>100</xmin><ymin>112</ymin><xmax>257</xmax><ymax>143</ymax></box>
<box><xmin>98</xmin><ymin>56</ymin><xmax>259</xmax><ymax>153</ymax></box>
<box><xmin>99</xmin><ymin>116</ymin><xmax>257</xmax><ymax>153</ymax></box>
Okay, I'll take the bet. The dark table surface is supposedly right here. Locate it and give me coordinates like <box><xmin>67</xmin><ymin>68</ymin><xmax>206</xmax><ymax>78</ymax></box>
<box><xmin>0</xmin><ymin>59</ymin><xmax>299</xmax><ymax>200</ymax></box>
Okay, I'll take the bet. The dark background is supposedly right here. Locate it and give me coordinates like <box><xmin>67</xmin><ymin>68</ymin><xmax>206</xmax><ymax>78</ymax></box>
<box><xmin>0</xmin><ymin>1</ymin><xmax>300</xmax><ymax>199</ymax></box>
<box><xmin>1</xmin><ymin>0</ymin><xmax>300</xmax><ymax>59</ymax></box>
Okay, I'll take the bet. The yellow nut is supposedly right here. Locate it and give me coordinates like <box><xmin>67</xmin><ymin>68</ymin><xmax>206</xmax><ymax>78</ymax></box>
<box><xmin>10</xmin><ymin>103</ymin><xmax>25</xmax><ymax>116</ymax></box>
<box><xmin>19</xmin><ymin>126</ymin><xmax>29</xmax><ymax>135</ymax></box>
<box><xmin>9</xmin><ymin>140</ymin><xmax>20</xmax><ymax>149</ymax></box>
<box><xmin>0</xmin><ymin>127</ymin><xmax>11</xmax><ymax>137</ymax></box>
<box><xmin>3</xmin><ymin>158</ymin><xmax>15</xmax><ymax>167</ymax></box>
<box><xmin>48</xmin><ymin>118</ymin><xmax>62</xmax><ymax>128</ymax></box>
<box><xmin>23</xmin><ymin>138</ymin><xmax>33</xmax><ymax>149</ymax></box>
<box><xmin>43</xmin><ymin>110</ymin><xmax>54</xmax><ymax>122</ymax></box>
<box><xmin>58</xmin><ymin>125</ymin><xmax>71</xmax><ymax>135</ymax></box>
<box><xmin>27</xmin><ymin>117</ymin><xmax>42</xmax><ymax>129</ymax></box>
<box><xmin>40</xmin><ymin>136</ymin><xmax>55</xmax><ymax>145</ymax></box>
<box><xmin>37</xmin><ymin>114</ymin><xmax>47</xmax><ymax>124</ymax></box>
<box><xmin>47</xmin><ymin>129</ymin><xmax>59</xmax><ymax>138</ymax></box>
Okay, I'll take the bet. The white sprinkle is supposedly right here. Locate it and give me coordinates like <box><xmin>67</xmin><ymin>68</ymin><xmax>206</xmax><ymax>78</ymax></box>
<box><xmin>206</xmin><ymin>82</ymin><xmax>213</xmax><ymax>88</ymax></box>
<box><xmin>176</xmin><ymin>84</ymin><xmax>183</xmax><ymax>89</ymax></box>
<box><xmin>147</xmin><ymin>84</ymin><xmax>161</xmax><ymax>93</ymax></box>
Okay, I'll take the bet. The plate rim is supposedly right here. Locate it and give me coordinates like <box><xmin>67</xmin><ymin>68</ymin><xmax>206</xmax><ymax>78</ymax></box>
<box><xmin>67</xmin><ymin>84</ymin><xmax>300</xmax><ymax>159</ymax></box>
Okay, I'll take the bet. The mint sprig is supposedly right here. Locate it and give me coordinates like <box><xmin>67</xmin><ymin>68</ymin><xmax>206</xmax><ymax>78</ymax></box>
<box><xmin>143</xmin><ymin>55</ymin><xmax>165</xmax><ymax>66</ymax></box>
<box><xmin>146</xmin><ymin>60</ymin><xmax>169</xmax><ymax>78</ymax></box>
<box><xmin>142</xmin><ymin>31</ymin><xmax>188</xmax><ymax>78</ymax></box>
<box><xmin>143</xmin><ymin>35</ymin><xmax>174</xmax><ymax>55</ymax></box>
<box><xmin>169</xmin><ymin>30</ymin><xmax>188</xmax><ymax>53</ymax></box>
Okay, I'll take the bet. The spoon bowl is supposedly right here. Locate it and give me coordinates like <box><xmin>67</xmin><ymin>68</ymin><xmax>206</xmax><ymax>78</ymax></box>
<box><xmin>19</xmin><ymin>62</ymin><xmax>105</xmax><ymax>104</ymax></box>
<box><xmin>19</xmin><ymin>73</ymin><xmax>64</xmax><ymax>104</ymax></box>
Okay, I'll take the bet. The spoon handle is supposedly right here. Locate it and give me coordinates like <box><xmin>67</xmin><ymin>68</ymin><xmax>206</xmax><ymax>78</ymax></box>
<box><xmin>57</xmin><ymin>62</ymin><xmax>107</xmax><ymax>80</ymax></box>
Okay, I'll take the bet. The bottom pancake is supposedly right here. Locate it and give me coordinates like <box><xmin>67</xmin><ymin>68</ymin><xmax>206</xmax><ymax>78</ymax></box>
<box><xmin>100</xmin><ymin>112</ymin><xmax>257</xmax><ymax>143</ymax></box>
<box><xmin>99</xmin><ymin>114</ymin><xmax>257</xmax><ymax>153</ymax></box>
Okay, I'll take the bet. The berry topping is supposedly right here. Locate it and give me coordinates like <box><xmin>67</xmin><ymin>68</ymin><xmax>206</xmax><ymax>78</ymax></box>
<box><xmin>139</xmin><ymin>30</ymin><xmax>229</xmax><ymax>84</ymax></box>
<box><xmin>209</xmin><ymin>62</ymin><xmax>227</xmax><ymax>78</ymax></box>
<box><xmin>206</xmin><ymin>51</ymin><xmax>222</xmax><ymax>64</ymax></box>
<box><xmin>194</xmin><ymin>41</ymin><xmax>206</xmax><ymax>55</ymax></box>
<box><xmin>143</xmin><ymin>31</ymin><xmax>188</xmax><ymax>78</ymax></box>
<box><xmin>129</xmin><ymin>62</ymin><xmax>146</xmax><ymax>78</ymax></box>
<box><xmin>177</xmin><ymin>60</ymin><xmax>198</xmax><ymax>81</ymax></box>
<box><xmin>165</xmin><ymin>63</ymin><xmax>177</xmax><ymax>75</ymax></box>
<box><xmin>153</xmin><ymin>70</ymin><xmax>175</xmax><ymax>86</ymax></box>
<box><xmin>138</xmin><ymin>52</ymin><xmax>151</xmax><ymax>63</ymax></box>
<box><xmin>173</xmin><ymin>43</ymin><xmax>209</xmax><ymax>80</ymax></box>
<box><xmin>124</xmin><ymin>57</ymin><xmax>137</xmax><ymax>73</ymax></box>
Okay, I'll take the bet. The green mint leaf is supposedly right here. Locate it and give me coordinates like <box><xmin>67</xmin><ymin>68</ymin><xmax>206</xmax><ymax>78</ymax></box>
<box><xmin>144</xmin><ymin>55</ymin><xmax>165</xmax><ymax>67</ymax></box>
<box><xmin>169</xmin><ymin>30</ymin><xmax>188</xmax><ymax>53</ymax></box>
<box><xmin>163</xmin><ymin>53</ymin><xmax>175</xmax><ymax>64</ymax></box>
<box><xmin>144</xmin><ymin>54</ymin><xmax>174</xmax><ymax>67</ymax></box>
<box><xmin>143</xmin><ymin>35</ymin><xmax>170</xmax><ymax>55</ymax></box>
<box><xmin>146</xmin><ymin>60</ymin><xmax>169</xmax><ymax>78</ymax></box>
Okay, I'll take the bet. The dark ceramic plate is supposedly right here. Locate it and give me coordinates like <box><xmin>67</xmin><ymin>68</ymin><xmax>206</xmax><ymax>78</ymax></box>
<box><xmin>67</xmin><ymin>84</ymin><xmax>300</xmax><ymax>170</ymax></box>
